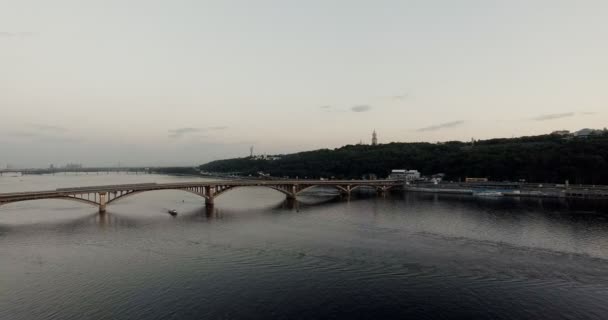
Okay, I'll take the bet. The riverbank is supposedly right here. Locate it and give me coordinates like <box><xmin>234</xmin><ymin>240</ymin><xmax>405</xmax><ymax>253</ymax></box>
<box><xmin>405</xmin><ymin>182</ymin><xmax>608</xmax><ymax>199</ymax></box>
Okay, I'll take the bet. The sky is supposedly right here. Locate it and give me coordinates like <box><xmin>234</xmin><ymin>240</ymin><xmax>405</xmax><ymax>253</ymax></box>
<box><xmin>1</xmin><ymin>0</ymin><xmax>607</xmax><ymax>167</ymax></box>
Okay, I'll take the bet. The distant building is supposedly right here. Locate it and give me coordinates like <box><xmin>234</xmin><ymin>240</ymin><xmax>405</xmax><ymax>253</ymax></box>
<box><xmin>372</xmin><ymin>130</ymin><xmax>378</xmax><ymax>146</ymax></box>
<box><xmin>551</xmin><ymin>130</ymin><xmax>570</xmax><ymax>136</ymax></box>
<box><xmin>431</xmin><ymin>173</ymin><xmax>445</xmax><ymax>184</ymax></box>
<box><xmin>362</xmin><ymin>173</ymin><xmax>378</xmax><ymax>180</ymax></box>
<box><xmin>64</xmin><ymin>163</ymin><xmax>83</xmax><ymax>169</ymax></box>
<box><xmin>573</xmin><ymin>128</ymin><xmax>602</xmax><ymax>138</ymax></box>
<box><xmin>389</xmin><ymin>169</ymin><xmax>421</xmax><ymax>181</ymax></box>
<box><xmin>551</xmin><ymin>128</ymin><xmax>606</xmax><ymax>139</ymax></box>
<box><xmin>250</xmin><ymin>154</ymin><xmax>282</xmax><ymax>161</ymax></box>
<box><xmin>465</xmin><ymin>177</ymin><xmax>489</xmax><ymax>183</ymax></box>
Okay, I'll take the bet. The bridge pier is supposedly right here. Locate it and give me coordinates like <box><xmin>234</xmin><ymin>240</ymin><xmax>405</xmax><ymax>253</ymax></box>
<box><xmin>99</xmin><ymin>192</ymin><xmax>107</xmax><ymax>213</ymax></box>
<box><xmin>285</xmin><ymin>197</ymin><xmax>297</xmax><ymax>210</ymax></box>
<box><xmin>289</xmin><ymin>185</ymin><xmax>297</xmax><ymax>200</ymax></box>
<box><xmin>205</xmin><ymin>197</ymin><xmax>215</xmax><ymax>207</ymax></box>
<box><xmin>344</xmin><ymin>185</ymin><xmax>352</xmax><ymax>197</ymax></box>
<box><xmin>377</xmin><ymin>186</ymin><xmax>389</xmax><ymax>197</ymax></box>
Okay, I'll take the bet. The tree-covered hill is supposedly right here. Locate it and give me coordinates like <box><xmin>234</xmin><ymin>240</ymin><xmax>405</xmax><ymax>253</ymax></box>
<box><xmin>200</xmin><ymin>133</ymin><xmax>608</xmax><ymax>184</ymax></box>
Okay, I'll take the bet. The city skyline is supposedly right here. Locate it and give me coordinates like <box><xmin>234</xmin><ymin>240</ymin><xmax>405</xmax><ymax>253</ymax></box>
<box><xmin>1</xmin><ymin>0</ymin><xmax>606</xmax><ymax>167</ymax></box>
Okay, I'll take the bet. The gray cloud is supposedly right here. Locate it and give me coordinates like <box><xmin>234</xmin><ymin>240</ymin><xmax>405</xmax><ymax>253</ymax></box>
<box><xmin>5</xmin><ymin>124</ymin><xmax>72</xmax><ymax>142</ymax></box>
<box><xmin>28</xmin><ymin>124</ymin><xmax>68</xmax><ymax>133</ymax></box>
<box><xmin>391</xmin><ymin>94</ymin><xmax>408</xmax><ymax>100</ymax></box>
<box><xmin>417</xmin><ymin>120</ymin><xmax>465</xmax><ymax>132</ymax></box>
<box><xmin>168</xmin><ymin>126</ymin><xmax>228</xmax><ymax>138</ymax></box>
<box><xmin>35</xmin><ymin>136</ymin><xmax>82</xmax><ymax>143</ymax></box>
<box><xmin>531</xmin><ymin>112</ymin><xmax>575</xmax><ymax>121</ymax></box>
<box><xmin>6</xmin><ymin>131</ymin><xmax>81</xmax><ymax>143</ymax></box>
<box><xmin>168</xmin><ymin>127</ymin><xmax>202</xmax><ymax>138</ymax></box>
<box><xmin>319</xmin><ymin>105</ymin><xmax>339</xmax><ymax>113</ymax></box>
<box><xmin>351</xmin><ymin>105</ymin><xmax>372</xmax><ymax>113</ymax></box>
<box><xmin>0</xmin><ymin>32</ymin><xmax>37</xmax><ymax>38</ymax></box>
<box><xmin>581</xmin><ymin>111</ymin><xmax>597</xmax><ymax>115</ymax></box>
<box><xmin>6</xmin><ymin>131</ymin><xmax>37</xmax><ymax>138</ymax></box>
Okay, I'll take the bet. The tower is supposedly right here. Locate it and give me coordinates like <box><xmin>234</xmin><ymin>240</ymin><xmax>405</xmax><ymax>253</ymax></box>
<box><xmin>372</xmin><ymin>130</ymin><xmax>378</xmax><ymax>146</ymax></box>
<box><xmin>250</xmin><ymin>146</ymin><xmax>254</xmax><ymax>157</ymax></box>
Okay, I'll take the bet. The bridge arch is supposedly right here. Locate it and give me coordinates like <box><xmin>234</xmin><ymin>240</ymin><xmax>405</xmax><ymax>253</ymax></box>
<box><xmin>212</xmin><ymin>185</ymin><xmax>295</xmax><ymax>199</ymax></box>
<box><xmin>295</xmin><ymin>185</ymin><xmax>348</xmax><ymax>195</ymax></box>
<box><xmin>0</xmin><ymin>196</ymin><xmax>99</xmax><ymax>208</ymax></box>
<box><xmin>105</xmin><ymin>188</ymin><xmax>208</xmax><ymax>205</ymax></box>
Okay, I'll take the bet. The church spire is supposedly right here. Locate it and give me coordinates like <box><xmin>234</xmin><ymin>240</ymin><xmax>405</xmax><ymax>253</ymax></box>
<box><xmin>372</xmin><ymin>130</ymin><xmax>378</xmax><ymax>146</ymax></box>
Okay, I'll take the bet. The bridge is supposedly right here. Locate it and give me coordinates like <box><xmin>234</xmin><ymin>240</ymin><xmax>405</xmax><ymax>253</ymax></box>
<box><xmin>0</xmin><ymin>180</ymin><xmax>402</xmax><ymax>213</ymax></box>
<box><xmin>0</xmin><ymin>167</ymin><xmax>151</xmax><ymax>175</ymax></box>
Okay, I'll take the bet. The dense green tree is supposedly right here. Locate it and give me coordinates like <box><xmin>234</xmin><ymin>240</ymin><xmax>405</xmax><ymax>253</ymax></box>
<box><xmin>200</xmin><ymin>133</ymin><xmax>608</xmax><ymax>184</ymax></box>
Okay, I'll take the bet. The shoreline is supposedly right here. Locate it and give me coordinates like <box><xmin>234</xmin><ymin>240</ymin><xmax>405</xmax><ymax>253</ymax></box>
<box><xmin>404</xmin><ymin>184</ymin><xmax>608</xmax><ymax>200</ymax></box>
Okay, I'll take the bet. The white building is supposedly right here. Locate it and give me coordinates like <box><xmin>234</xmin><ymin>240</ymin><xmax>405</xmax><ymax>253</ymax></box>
<box><xmin>389</xmin><ymin>169</ymin><xmax>421</xmax><ymax>181</ymax></box>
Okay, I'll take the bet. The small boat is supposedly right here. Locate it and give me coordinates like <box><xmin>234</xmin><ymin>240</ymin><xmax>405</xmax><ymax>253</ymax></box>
<box><xmin>168</xmin><ymin>209</ymin><xmax>178</xmax><ymax>215</ymax></box>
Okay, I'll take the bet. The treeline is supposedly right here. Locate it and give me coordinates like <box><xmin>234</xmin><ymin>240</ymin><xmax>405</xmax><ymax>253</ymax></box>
<box><xmin>199</xmin><ymin>133</ymin><xmax>608</xmax><ymax>184</ymax></box>
<box><xmin>150</xmin><ymin>167</ymin><xmax>200</xmax><ymax>175</ymax></box>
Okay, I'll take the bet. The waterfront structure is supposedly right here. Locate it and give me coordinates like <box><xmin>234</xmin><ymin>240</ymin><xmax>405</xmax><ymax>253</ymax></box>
<box><xmin>389</xmin><ymin>169</ymin><xmax>421</xmax><ymax>182</ymax></box>
<box><xmin>0</xmin><ymin>179</ymin><xmax>402</xmax><ymax>213</ymax></box>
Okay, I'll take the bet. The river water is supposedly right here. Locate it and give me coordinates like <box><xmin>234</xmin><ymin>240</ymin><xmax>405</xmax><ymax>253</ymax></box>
<box><xmin>1</xmin><ymin>174</ymin><xmax>608</xmax><ymax>319</ymax></box>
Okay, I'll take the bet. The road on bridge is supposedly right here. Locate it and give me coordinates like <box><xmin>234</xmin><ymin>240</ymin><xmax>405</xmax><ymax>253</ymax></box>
<box><xmin>0</xmin><ymin>180</ymin><xmax>403</xmax><ymax>213</ymax></box>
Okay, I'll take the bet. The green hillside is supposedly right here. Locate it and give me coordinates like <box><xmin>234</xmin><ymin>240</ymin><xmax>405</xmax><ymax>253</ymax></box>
<box><xmin>200</xmin><ymin>132</ymin><xmax>608</xmax><ymax>184</ymax></box>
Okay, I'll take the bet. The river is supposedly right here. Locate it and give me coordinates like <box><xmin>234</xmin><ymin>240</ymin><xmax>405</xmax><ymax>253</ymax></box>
<box><xmin>1</xmin><ymin>174</ymin><xmax>608</xmax><ymax>319</ymax></box>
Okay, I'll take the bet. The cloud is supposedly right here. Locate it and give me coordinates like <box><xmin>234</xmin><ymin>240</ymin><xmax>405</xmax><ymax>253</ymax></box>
<box><xmin>6</xmin><ymin>131</ymin><xmax>81</xmax><ymax>143</ymax></box>
<box><xmin>168</xmin><ymin>126</ymin><xmax>228</xmax><ymax>138</ymax></box>
<box><xmin>318</xmin><ymin>105</ymin><xmax>372</xmax><ymax>112</ymax></box>
<box><xmin>531</xmin><ymin>112</ymin><xmax>575</xmax><ymax>121</ymax></box>
<box><xmin>168</xmin><ymin>127</ymin><xmax>201</xmax><ymax>138</ymax></box>
<box><xmin>391</xmin><ymin>94</ymin><xmax>408</xmax><ymax>100</ymax></box>
<box><xmin>6</xmin><ymin>131</ymin><xmax>37</xmax><ymax>138</ymax></box>
<box><xmin>5</xmin><ymin>124</ymin><xmax>73</xmax><ymax>142</ymax></box>
<box><xmin>319</xmin><ymin>105</ymin><xmax>339</xmax><ymax>113</ymax></box>
<box><xmin>351</xmin><ymin>105</ymin><xmax>372</xmax><ymax>112</ymax></box>
<box><xmin>416</xmin><ymin>120</ymin><xmax>465</xmax><ymax>132</ymax></box>
<box><xmin>581</xmin><ymin>111</ymin><xmax>597</xmax><ymax>115</ymax></box>
<box><xmin>0</xmin><ymin>32</ymin><xmax>37</xmax><ymax>38</ymax></box>
<box><xmin>27</xmin><ymin>124</ymin><xmax>68</xmax><ymax>133</ymax></box>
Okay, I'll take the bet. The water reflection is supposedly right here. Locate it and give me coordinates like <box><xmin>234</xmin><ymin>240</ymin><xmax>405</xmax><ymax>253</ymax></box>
<box><xmin>2</xmin><ymin>182</ymin><xmax>608</xmax><ymax>319</ymax></box>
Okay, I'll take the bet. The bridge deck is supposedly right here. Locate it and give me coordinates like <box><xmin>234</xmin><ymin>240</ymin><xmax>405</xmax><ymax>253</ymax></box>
<box><xmin>0</xmin><ymin>180</ymin><xmax>402</xmax><ymax>202</ymax></box>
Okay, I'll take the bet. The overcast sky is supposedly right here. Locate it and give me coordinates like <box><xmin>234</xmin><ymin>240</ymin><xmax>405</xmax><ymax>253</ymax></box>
<box><xmin>1</xmin><ymin>0</ymin><xmax>606</xmax><ymax>167</ymax></box>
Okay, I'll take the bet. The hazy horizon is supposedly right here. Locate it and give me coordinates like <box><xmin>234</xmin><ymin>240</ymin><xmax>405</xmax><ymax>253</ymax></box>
<box><xmin>2</xmin><ymin>0</ymin><xmax>606</xmax><ymax>167</ymax></box>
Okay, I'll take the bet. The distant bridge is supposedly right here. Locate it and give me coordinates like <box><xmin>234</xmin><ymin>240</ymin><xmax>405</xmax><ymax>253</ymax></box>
<box><xmin>0</xmin><ymin>180</ymin><xmax>402</xmax><ymax>213</ymax></box>
<box><xmin>0</xmin><ymin>167</ymin><xmax>151</xmax><ymax>175</ymax></box>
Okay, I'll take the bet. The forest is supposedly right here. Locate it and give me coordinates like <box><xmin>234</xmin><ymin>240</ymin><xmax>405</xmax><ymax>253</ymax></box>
<box><xmin>200</xmin><ymin>133</ymin><xmax>608</xmax><ymax>184</ymax></box>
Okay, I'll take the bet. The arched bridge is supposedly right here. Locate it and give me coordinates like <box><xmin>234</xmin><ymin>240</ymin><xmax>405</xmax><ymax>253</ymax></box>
<box><xmin>0</xmin><ymin>180</ymin><xmax>403</xmax><ymax>213</ymax></box>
